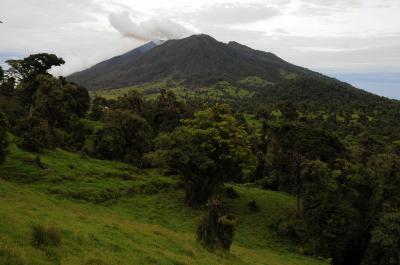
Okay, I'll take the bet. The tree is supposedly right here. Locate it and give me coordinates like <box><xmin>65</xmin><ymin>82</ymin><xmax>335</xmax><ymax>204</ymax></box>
<box><xmin>362</xmin><ymin>212</ymin><xmax>400</xmax><ymax>265</ymax></box>
<box><xmin>151</xmin><ymin>104</ymin><xmax>256</xmax><ymax>205</ymax></box>
<box><xmin>267</xmin><ymin>122</ymin><xmax>345</xmax><ymax>209</ymax></box>
<box><xmin>301</xmin><ymin>160</ymin><xmax>363</xmax><ymax>264</ymax></box>
<box><xmin>6</xmin><ymin>53</ymin><xmax>65</xmax><ymax>83</ymax></box>
<box><xmin>153</xmin><ymin>89</ymin><xmax>187</xmax><ymax>133</ymax></box>
<box><xmin>6</xmin><ymin>53</ymin><xmax>65</xmax><ymax>113</ymax></box>
<box><xmin>33</xmin><ymin>75</ymin><xmax>65</xmax><ymax>127</ymax></box>
<box><xmin>16</xmin><ymin>116</ymin><xmax>50</xmax><ymax>152</ymax></box>
<box><xmin>197</xmin><ymin>196</ymin><xmax>234</xmax><ymax>250</ymax></box>
<box><xmin>62</xmin><ymin>82</ymin><xmax>90</xmax><ymax>118</ymax></box>
<box><xmin>114</xmin><ymin>91</ymin><xmax>145</xmax><ymax>115</ymax></box>
<box><xmin>93</xmin><ymin>110</ymin><xmax>151</xmax><ymax>166</ymax></box>
<box><xmin>0</xmin><ymin>111</ymin><xmax>9</xmax><ymax>163</ymax></box>
<box><xmin>33</xmin><ymin>75</ymin><xmax>90</xmax><ymax>128</ymax></box>
<box><xmin>89</xmin><ymin>96</ymin><xmax>108</xmax><ymax>120</ymax></box>
<box><xmin>0</xmin><ymin>76</ymin><xmax>15</xmax><ymax>96</ymax></box>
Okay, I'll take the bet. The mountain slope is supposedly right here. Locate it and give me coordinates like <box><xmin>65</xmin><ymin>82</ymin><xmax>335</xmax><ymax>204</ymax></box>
<box><xmin>68</xmin><ymin>34</ymin><xmax>319</xmax><ymax>90</ymax></box>
<box><xmin>68</xmin><ymin>40</ymin><xmax>162</xmax><ymax>90</ymax></box>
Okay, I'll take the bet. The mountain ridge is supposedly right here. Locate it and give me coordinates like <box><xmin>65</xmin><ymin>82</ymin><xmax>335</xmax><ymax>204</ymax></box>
<box><xmin>67</xmin><ymin>34</ymin><xmax>320</xmax><ymax>91</ymax></box>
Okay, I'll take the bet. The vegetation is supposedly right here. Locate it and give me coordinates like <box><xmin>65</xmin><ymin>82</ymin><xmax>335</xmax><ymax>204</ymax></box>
<box><xmin>1</xmin><ymin>48</ymin><xmax>400</xmax><ymax>265</ymax></box>
<box><xmin>197</xmin><ymin>196</ymin><xmax>234</xmax><ymax>250</ymax></box>
<box><xmin>0</xmin><ymin>144</ymin><xmax>327</xmax><ymax>265</ymax></box>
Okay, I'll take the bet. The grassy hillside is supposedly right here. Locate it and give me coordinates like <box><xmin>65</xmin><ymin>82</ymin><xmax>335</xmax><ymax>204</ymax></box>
<box><xmin>0</xmin><ymin>144</ymin><xmax>328</xmax><ymax>265</ymax></box>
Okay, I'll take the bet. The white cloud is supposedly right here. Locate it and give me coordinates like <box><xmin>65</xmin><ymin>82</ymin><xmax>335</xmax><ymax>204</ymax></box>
<box><xmin>109</xmin><ymin>11</ymin><xmax>191</xmax><ymax>41</ymax></box>
<box><xmin>179</xmin><ymin>3</ymin><xmax>282</xmax><ymax>25</ymax></box>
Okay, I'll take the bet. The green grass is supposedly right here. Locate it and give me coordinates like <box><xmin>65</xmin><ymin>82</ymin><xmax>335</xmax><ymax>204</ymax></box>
<box><xmin>0</xmin><ymin>145</ymin><xmax>328</xmax><ymax>265</ymax></box>
<box><xmin>90</xmin><ymin>79</ymin><xmax>254</xmax><ymax>105</ymax></box>
<box><xmin>80</xmin><ymin>119</ymin><xmax>104</xmax><ymax>131</ymax></box>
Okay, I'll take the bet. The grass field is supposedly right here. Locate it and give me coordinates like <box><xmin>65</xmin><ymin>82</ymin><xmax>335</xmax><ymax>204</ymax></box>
<box><xmin>0</xmin><ymin>144</ymin><xmax>328</xmax><ymax>265</ymax></box>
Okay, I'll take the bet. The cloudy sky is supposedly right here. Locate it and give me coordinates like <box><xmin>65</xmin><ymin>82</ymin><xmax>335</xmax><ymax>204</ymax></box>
<box><xmin>0</xmin><ymin>0</ymin><xmax>399</xmax><ymax>97</ymax></box>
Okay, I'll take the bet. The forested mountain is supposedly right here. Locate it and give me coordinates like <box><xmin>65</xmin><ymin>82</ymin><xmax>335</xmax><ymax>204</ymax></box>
<box><xmin>68</xmin><ymin>34</ymin><xmax>320</xmax><ymax>90</ymax></box>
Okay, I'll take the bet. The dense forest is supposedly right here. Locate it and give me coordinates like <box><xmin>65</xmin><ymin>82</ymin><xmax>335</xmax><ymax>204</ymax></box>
<box><xmin>1</xmin><ymin>53</ymin><xmax>400</xmax><ymax>265</ymax></box>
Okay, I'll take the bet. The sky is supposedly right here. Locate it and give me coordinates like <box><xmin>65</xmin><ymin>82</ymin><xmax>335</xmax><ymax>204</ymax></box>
<box><xmin>0</xmin><ymin>0</ymin><xmax>399</xmax><ymax>98</ymax></box>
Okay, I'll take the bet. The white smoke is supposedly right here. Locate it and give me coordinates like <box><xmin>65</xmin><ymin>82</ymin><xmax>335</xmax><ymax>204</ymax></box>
<box><xmin>109</xmin><ymin>12</ymin><xmax>191</xmax><ymax>41</ymax></box>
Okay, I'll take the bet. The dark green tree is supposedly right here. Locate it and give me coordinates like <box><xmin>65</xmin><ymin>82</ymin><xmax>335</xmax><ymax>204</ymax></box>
<box><xmin>6</xmin><ymin>53</ymin><xmax>65</xmax><ymax>110</ymax></box>
<box><xmin>93</xmin><ymin>110</ymin><xmax>151</xmax><ymax>166</ymax></box>
<box><xmin>0</xmin><ymin>111</ymin><xmax>9</xmax><ymax>163</ymax></box>
<box><xmin>62</xmin><ymin>82</ymin><xmax>90</xmax><ymax>118</ymax></box>
<box><xmin>150</xmin><ymin>104</ymin><xmax>256</xmax><ymax>205</ymax></box>
<box><xmin>153</xmin><ymin>89</ymin><xmax>187</xmax><ymax>133</ymax></box>
<box><xmin>16</xmin><ymin>117</ymin><xmax>50</xmax><ymax>152</ymax></box>
<box><xmin>362</xmin><ymin>212</ymin><xmax>400</xmax><ymax>265</ymax></box>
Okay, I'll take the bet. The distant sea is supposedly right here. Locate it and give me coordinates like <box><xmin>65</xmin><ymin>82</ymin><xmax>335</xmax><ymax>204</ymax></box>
<box><xmin>323</xmin><ymin>72</ymin><xmax>400</xmax><ymax>100</ymax></box>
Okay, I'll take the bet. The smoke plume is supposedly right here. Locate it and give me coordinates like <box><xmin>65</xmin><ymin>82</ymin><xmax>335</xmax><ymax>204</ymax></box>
<box><xmin>109</xmin><ymin>12</ymin><xmax>191</xmax><ymax>41</ymax></box>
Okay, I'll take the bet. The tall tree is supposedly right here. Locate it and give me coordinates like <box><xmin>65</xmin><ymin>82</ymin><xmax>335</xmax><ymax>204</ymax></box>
<box><xmin>151</xmin><ymin>104</ymin><xmax>256</xmax><ymax>205</ymax></box>
<box><xmin>6</xmin><ymin>53</ymin><xmax>65</xmax><ymax>113</ymax></box>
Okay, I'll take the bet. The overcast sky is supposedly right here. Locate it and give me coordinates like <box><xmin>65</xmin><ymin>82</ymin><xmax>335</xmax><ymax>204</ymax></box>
<box><xmin>0</xmin><ymin>0</ymin><xmax>399</xmax><ymax>97</ymax></box>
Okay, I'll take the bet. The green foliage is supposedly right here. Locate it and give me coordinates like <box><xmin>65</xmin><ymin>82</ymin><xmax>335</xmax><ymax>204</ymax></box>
<box><xmin>237</xmin><ymin>76</ymin><xmax>272</xmax><ymax>89</ymax></box>
<box><xmin>62</xmin><ymin>81</ymin><xmax>90</xmax><ymax>118</ymax></box>
<box><xmin>152</xmin><ymin>89</ymin><xmax>187</xmax><ymax>133</ymax></box>
<box><xmin>267</xmin><ymin>121</ymin><xmax>345</xmax><ymax>193</ymax></box>
<box><xmin>34</xmin><ymin>75</ymin><xmax>90</xmax><ymax>128</ymax></box>
<box><xmin>151</xmin><ymin>104</ymin><xmax>256</xmax><ymax>205</ymax></box>
<box><xmin>6</xmin><ymin>53</ymin><xmax>65</xmax><ymax>83</ymax></box>
<box><xmin>16</xmin><ymin>117</ymin><xmax>50</xmax><ymax>152</ymax></box>
<box><xmin>0</xmin><ymin>74</ymin><xmax>15</xmax><ymax>96</ymax></box>
<box><xmin>6</xmin><ymin>53</ymin><xmax>64</xmax><ymax>107</ymax></box>
<box><xmin>301</xmin><ymin>160</ymin><xmax>361</xmax><ymax>261</ymax></box>
<box><xmin>93</xmin><ymin>110</ymin><xmax>151</xmax><ymax>166</ymax></box>
<box><xmin>112</xmin><ymin>90</ymin><xmax>145</xmax><ymax>115</ymax></box>
<box><xmin>0</xmin><ymin>112</ymin><xmax>8</xmax><ymax>163</ymax></box>
<box><xmin>362</xmin><ymin>212</ymin><xmax>400</xmax><ymax>265</ymax></box>
<box><xmin>197</xmin><ymin>197</ymin><xmax>234</xmax><ymax>250</ymax></box>
<box><xmin>89</xmin><ymin>96</ymin><xmax>108</xmax><ymax>120</ymax></box>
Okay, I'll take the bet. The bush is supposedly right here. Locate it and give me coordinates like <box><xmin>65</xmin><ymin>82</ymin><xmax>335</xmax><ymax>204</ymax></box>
<box><xmin>15</xmin><ymin>117</ymin><xmax>51</xmax><ymax>152</ymax></box>
<box><xmin>197</xmin><ymin>197</ymin><xmax>234</xmax><ymax>251</ymax></box>
<box><xmin>19</xmin><ymin>126</ymin><xmax>50</xmax><ymax>152</ymax></box>
<box><xmin>275</xmin><ymin>211</ymin><xmax>308</xmax><ymax>244</ymax></box>
<box><xmin>32</xmin><ymin>224</ymin><xmax>62</xmax><ymax>248</ymax></box>
<box><xmin>247</xmin><ymin>200</ymin><xmax>260</xmax><ymax>212</ymax></box>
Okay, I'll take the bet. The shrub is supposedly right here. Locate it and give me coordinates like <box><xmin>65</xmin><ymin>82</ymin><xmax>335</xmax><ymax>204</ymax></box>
<box><xmin>32</xmin><ymin>224</ymin><xmax>61</xmax><ymax>248</ymax></box>
<box><xmin>247</xmin><ymin>200</ymin><xmax>260</xmax><ymax>212</ymax></box>
<box><xmin>275</xmin><ymin>211</ymin><xmax>308</xmax><ymax>243</ymax></box>
<box><xmin>197</xmin><ymin>196</ymin><xmax>234</xmax><ymax>250</ymax></box>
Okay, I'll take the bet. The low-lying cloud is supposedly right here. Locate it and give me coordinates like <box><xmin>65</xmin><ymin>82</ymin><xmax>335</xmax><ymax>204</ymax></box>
<box><xmin>109</xmin><ymin>12</ymin><xmax>191</xmax><ymax>41</ymax></box>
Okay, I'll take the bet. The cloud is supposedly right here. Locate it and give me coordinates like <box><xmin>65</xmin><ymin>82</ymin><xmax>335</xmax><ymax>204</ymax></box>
<box><xmin>109</xmin><ymin>12</ymin><xmax>191</xmax><ymax>41</ymax></box>
<box><xmin>180</xmin><ymin>3</ymin><xmax>282</xmax><ymax>25</ymax></box>
<box><xmin>301</xmin><ymin>0</ymin><xmax>361</xmax><ymax>7</ymax></box>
